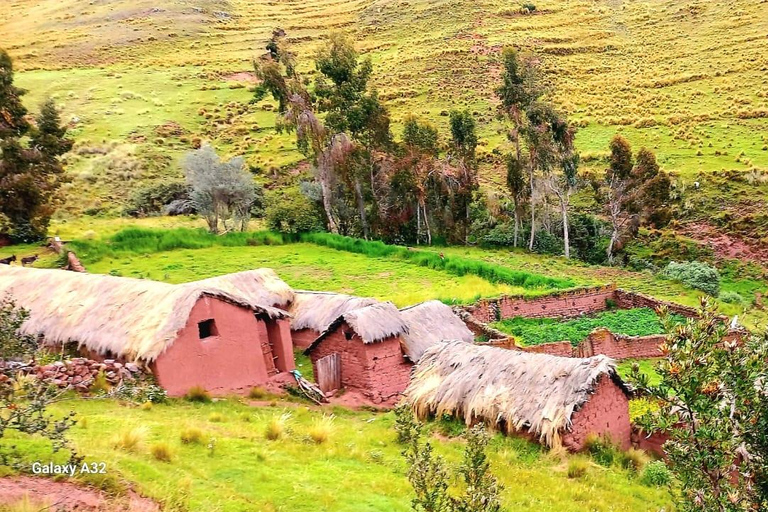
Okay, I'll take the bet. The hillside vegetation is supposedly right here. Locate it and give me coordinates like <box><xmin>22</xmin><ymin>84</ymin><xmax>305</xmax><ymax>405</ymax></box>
<box><xmin>2</xmin><ymin>0</ymin><xmax>767</xmax><ymax>234</ymax></box>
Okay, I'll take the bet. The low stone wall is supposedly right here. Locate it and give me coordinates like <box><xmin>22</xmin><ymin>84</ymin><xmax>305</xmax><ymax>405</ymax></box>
<box><xmin>32</xmin><ymin>358</ymin><xmax>141</xmax><ymax>392</ymax></box>
<box><xmin>522</xmin><ymin>341</ymin><xmax>573</xmax><ymax>357</ymax></box>
<box><xmin>464</xmin><ymin>285</ymin><xmax>617</xmax><ymax>323</ymax></box>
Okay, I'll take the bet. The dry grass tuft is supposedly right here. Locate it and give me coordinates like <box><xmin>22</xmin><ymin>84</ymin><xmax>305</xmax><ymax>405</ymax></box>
<box><xmin>265</xmin><ymin>412</ymin><xmax>292</xmax><ymax>441</ymax></box>
<box><xmin>150</xmin><ymin>442</ymin><xmax>173</xmax><ymax>462</ymax></box>
<box><xmin>111</xmin><ymin>427</ymin><xmax>144</xmax><ymax>452</ymax></box>
<box><xmin>185</xmin><ymin>386</ymin><xmax>211</xmax><ymax>403</ymax></box>
<box><xmin>180</xmin><ymin>427</ymin><xmax>204</xmax><ymax>445</ymax></box>
<box><xmin>307</xmin><ymin>414</ymin><xmax>334</xmax><ymax>444</ymax></box>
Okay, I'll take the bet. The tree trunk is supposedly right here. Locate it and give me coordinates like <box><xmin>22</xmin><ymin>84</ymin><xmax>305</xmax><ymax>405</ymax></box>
<box><xmin>354</xmin><ymin>178</ymin><xmax>368</xmax><ymax>239</ymax></box>
<box><xmin>561</xmin><ymin>195</ymin><xmax>570</xmax><ymax>259</ymax></box>
<box><xmin>607</xmin><ymin>227</ymin><xmax>618</xmax><ymax>264</ymax></box>
<box><xmin>513</xmin><ymin>207</ymin><xmax>519</xmax><ymax>248</ymax></box>
<box><xmin>528</xmin><ymin>176</ymin><xmax>536</xmax><ymax>251</ymax></box>
<box><xmin>423</xmin><ymin>202</ymin><xmax>432</xmax><ymax>245</ymax></box>
<box><xmin>319</xmin><ymin>180</ymin><xmax>339</xmax><ymax>234</ymax></box>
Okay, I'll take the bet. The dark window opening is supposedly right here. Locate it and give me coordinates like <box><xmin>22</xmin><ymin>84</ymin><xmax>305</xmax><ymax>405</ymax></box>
<box><xmin>344</xmin><ymin>330</ymin><xmax>354</xmax><ymax>340</ymax></box>
<box><xmin>198</xmin><ymin>319</ymin><xmax>218</xmax><ymax>339</ymax></box>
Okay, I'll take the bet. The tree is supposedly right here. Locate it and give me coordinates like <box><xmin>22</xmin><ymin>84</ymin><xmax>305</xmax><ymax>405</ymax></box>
<box><xmin>0</xmin><ymin>50</ymin><xmax>72</xmax><ymax>242</ymax></box>
<box><xmin>253</xmin><ymin>28</ymin><xmax>297</xmax><ymax>112</ymax></box>
<box><xmin>394</xmin><ymin>404</ymin><xmax>504</xmax><ymax>512</ymax></box>
<box><xmin>630</xmin><ymin>300</ymin><xmax>768</xmax><ymax>511</ymax></box>
<box><xmin>592</xmin><ymin>137</ymin><xmax>672</xmax><ymax>262</ymax></box>
<box><xmin>505</xmin><ymin>154</ymin><xmax>527</xmax><ymax>247</ymax></box>
<box><xmin>401</xmin><ymin>117</ymin><xmax>441</xmax><ymax>244</ymax></box>
<box><xmin>184</xmin><ymin>144</ymin><xmax>256</xmax><ymax>234</ymax></box>
<box><xmin>448</xmin><ymin>110</ymin><xmax>479</xmax><ymax>244</ymax></box>
<box><xmin>496</xmin><ymin>48</ymin><xmax>544</xmax><ymax>251</ymax></box>
<box><xmin>314</xmin><ymin>32</ymin><xmax>392</xmax><ymax>239</ymax></box>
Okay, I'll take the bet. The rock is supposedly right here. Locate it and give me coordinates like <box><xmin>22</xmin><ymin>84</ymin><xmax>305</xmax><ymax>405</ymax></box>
<box><xmin>125</xmin><ymin>363</ymin><xmax>139</xmax><ymax>373</ymax></box>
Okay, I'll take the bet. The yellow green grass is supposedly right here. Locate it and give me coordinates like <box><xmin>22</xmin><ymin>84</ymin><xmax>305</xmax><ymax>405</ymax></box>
<box><xmin>1</xmin><ymin>398</ymin><xmax>672</xmax><ymax>511</ymax></box>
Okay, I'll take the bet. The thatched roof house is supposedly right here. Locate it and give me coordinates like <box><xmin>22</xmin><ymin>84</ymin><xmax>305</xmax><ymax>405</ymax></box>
<box><xmin>398</xmin><ymin>300</ymin><xmax>474</xmax><ymax>362</ymax></box>
<box><xmin>0</xmin><ymin>266</ymin><xmax>295</xmax><ymax>396</ymax></box>
<box><xmin>308</xmin><ymin>301</ymin><xmax>408</xmax><ymax>350</ymax></box>
<box><xmin>288</xmin><ymin>291</ymin><xmax>379</xmax><ymax>348</ymax></box>
<box><xmin>404</xmin><ymin>341</ymin><xmax>632</xmax><ymax>450</ymax></box>
<box><xmin>191</xmin><ymin>269</ymin><xmax>294</xmax><ymax>310</ymax></box>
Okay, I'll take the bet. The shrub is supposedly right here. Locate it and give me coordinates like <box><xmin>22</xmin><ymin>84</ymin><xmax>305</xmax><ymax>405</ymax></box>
<box><xmin>123</xmin><ymin>181</ymin><xmax>190</xmax><ymax>217</ymax></box>
<box><xmin>584</xmin><ymin>434</ymin><xmax>620</xmax><ymax>467</ymax></box>
<box><xmin>111</xmin><ymin>427</ymin><xmax>144</xmax><ymax>452</ymax></box>
<box><xmin>640</xmin><ymin>460</ymin><xmax>672</xmax><ymax>487</ymax></box>
<box><xmin>0</xmin><ymin>296</ymin><xmax>37</xmax><ymax>361</ymax></box>
<box><xmin>719</xmin><ymin>290</ymin><xmax>745</xmax><ymax>306</ymax></box>
<box><xmin>265</xmin><ymin>187</ymin><xmax>324</xmax><ymax>234</ymax></box>
<box><xmin>180</xmin><ymin>427</ymin><xmax>204</xmax><ymax>445</ymax></box>
<box><xmin>248</xmin><ymin>387</ymin><xmax>267</xmax><ymax>399</ymax></box>
<box><xmin>308</xmin><ymin>415</ymin><xmax>334</xmax><ymax>444</ymax></box>
<box><xmin>567</xmin><ymin>457</ymin><xmax>589</xmax><ymax>479</ymax></box>
<box><xmin>139</xmin><ymin>401</ymin><xmax>153</xmax><ymax>411</ymax></box>
<box><xmin>150</xmin><ymin>442</ymin><xmax>173</xmax><ymax>462</ymax></box>
<box><xmin>620</xmin><ymin>448</ymin><xmax>650</xmax><ymax>472</ymax></box>
<box><xmin>208</xmin><ymin>412</ymin><xmax>223</xmax><ymax>423</ymax></box>
<box><xmin>265</xmin><ymin>413</ymin><xmax>291</xmax><ymax>440</ymax></box>
<box><xmin>661</xmin><ymin>260</ymin><xmax>720</xmax><ymax>296</ymax></box>
<box><xmin>521</xmin><ymin>2</ymin><xmax>536</xmax><ymax>11</ymax></box>
<box><xmin>89</xmin><ymin>371</ymin><xmax>111</xmax><ymax>394</ymax></box>
<box><xmin>185</xmin><ymin>386</ymin><xmax>211</xmax><ymax>403</ymax></box>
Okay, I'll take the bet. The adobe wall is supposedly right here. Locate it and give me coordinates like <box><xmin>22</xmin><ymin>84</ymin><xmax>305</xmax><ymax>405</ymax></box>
<box><xmin>291</xmin><ymin>328</ymin><xmax>321</xmax><ymax>350</ymax></box>
<box><xmin>153</xmin><ymin>297</ymin><xmax>274</xmax><ymax>397</ymax></box>
<box><xmin>562</xmin><ymin>375</ymin><xmax>632</xmax><ymax>451</ymax></box>
<box><xmin>466</xmin><ymin>285</ymin><xmax>617</xmax><ymax>323</ymax></box>
<box><xmin>522</xmin><ymin>341</ymin><xmax>573</xmax><ymax>357</ymax></box>
<box><xmin>309</xmin><ymin>324</ymin><xmax>412</xmax><ymax>406</ymax></box>
<box><xmin>614</xmin><ymin>289</ymin><xmax>700</xmax><ymax>318</ymax></box>
<box><xmin>266</xmin><ymin>318</ymin><xmax>296</xmax><ymax>373</ymax></box>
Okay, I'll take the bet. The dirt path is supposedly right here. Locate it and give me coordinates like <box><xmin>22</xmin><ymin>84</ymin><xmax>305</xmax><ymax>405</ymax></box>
<box><xmin>0</xmin><ymin>476</ymin><xmax>159</xmax><ymax>512</ymax></box>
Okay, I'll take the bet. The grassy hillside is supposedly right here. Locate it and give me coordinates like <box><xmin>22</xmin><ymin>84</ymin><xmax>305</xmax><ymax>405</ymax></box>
<box><xmin>4</xmin><ymin>397</ymin><xmax>672</xmax><ymax>511</ymax></box>
<box><xmin>2</xmin><ymin>0</ymin><xmax>767</xmax><ymax>229</ymax></box>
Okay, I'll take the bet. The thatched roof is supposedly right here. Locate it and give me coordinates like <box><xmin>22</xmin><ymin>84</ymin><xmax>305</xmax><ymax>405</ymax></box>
<box><xmin>0</xmin><ymin>266</ymin><xmax>287</xmax><ymax>362</ymax></box>
<box><xmin>190</xmin><ymin>269</ymin><xmax>294</xmax><ymax>308</ymax></box>
<box><xmin>399</xmin><ymin>301</ymin><xmax>474</xmax><ymax>362</ymax></box>
<box><xmin>289</xmin><ymin>291</ymin><xmax>378</xmax><ymax>332</ymax></box>
<box><xmin>403</xmin><ymin>341</ymin><xmax>629</xmax><ymax>448</ymax></box>
<box><xmin>306</xmin><ymin>301</ymin><xmax>408</xmax><ymax>352</ymax></box>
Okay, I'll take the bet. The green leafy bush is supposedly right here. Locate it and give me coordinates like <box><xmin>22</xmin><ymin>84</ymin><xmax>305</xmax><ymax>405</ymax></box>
<box><xmin>661</xmin><ymin>260</ymin><xmax>720</xmax><ymax>296</ymax></box>
<box><xmin>265</xmin><ymin>188</ymin><xmax>324</xmax><ymax>234</ymax></box>
<box><xmin>640</xmin><ymin>461</ymin><xmax>672</xmax><ymax>487</ymax></box>
<box><xmin>719</xmin><ymin>290</ymin><xmax>745</xmax><ymax>306</ymax></box>
<box><xmin>123</xmin><ymin>181</ymin><xmax>189</xmax><ymax>217</ymax></box>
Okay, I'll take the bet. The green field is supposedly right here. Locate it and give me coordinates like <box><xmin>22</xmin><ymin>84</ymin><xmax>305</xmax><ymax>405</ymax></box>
<box><xmin>3</xmin><ymin>397</ymin><xmax>671</xmax><ymax>511</ymax></box>
<box><xmin>491</xmin><ymin>308</ymin><xmax>683</xmax><ymax>347</ymax></box>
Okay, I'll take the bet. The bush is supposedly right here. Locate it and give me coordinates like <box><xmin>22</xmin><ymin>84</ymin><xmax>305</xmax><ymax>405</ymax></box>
<box><xmin>180</xmin><ymin>427</ymin><xmax>204</xmax><ymax>445</ymax></box>
<box><xmin>531</xmin><ymin>229</ymin><xmax>564</xmax><ymax>256</ymax></box>
<box><xmin>584</xmin><ymin>434</ymin><xmax>620</xmax><ymax>467</ymax></box>
<box><xmin>308</xmin><ymin>415</ymin><xmax>334</xmax><ymax>444</ymax></box>
<box><xmin>521</xmin><ymin>2</ymin><xmax>536</xmax><ymax>11</ymax></box>
<box><xmin>640</xmin><ymin>460</ymin><xmax>672</xmax><ymax>487</ymax></box>
<box><xmin>265</xmin><ymin>413</ymin><xmax>291</xmax><ymax>440</ymax></box>
<box><xmin>111</xmin><ymin>427</ymin><xmax>144</xmax><ymax>452</ymax></box>
<box><xmin>265</xmin><ymin>188</ymin><xmax>324</xmax><ymax>234</ymax></box>
<box><xmin>719</xmin><ymin>290</ymin><xmax>745</xmax><ymax>306</ymax></box>
<box><xmin>185</xmin><ymin>386</ymin><xmax>211</xmax><ymax>403</ymax></box>
<box><xmin>123</xmin><ymin>181</ymin><xmax>190</xmax><ymax>217</ymax></box>
<box><xmin>89</xmin><ymin>371</ymin><xmax>111</xmax><ymax>394</ymax></box>
<box><xmin>567</xmin><ymin>457</ymin><xmax>589</xmax><ymax>479</ymax></box>
<box><xmin>247</xmin><ymin>387</ymin><xmax>268</xmax><ymax>399</ymax></box>
<box><xmin>661</xmin><ymin>261</ymin><xmax>721</xmax><ymax>296</ymax></box>
<box><xmin>619</xmin><ymin>448</ymin><xmax>650</xmax><ymax>472</ymax></box>
<box><xmin>150</xmin><ymin>442</ymin><xmax>173</xmax><ymax>462</ymax></box>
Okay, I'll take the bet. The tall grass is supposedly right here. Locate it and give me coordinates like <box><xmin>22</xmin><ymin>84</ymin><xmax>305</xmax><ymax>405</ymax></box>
<box><xmin>300</xmin><ymin>233</ymin><xmax>574</xmax><ymax>290</ymax></box>
<box><xmin>66</xmin><ymin>227</ymin><xmax>286</xmax><ymax>264</ymax></box>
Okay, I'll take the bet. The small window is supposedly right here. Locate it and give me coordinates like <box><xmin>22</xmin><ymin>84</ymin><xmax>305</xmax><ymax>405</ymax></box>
<box><xmin>198</xmin><ymin>319</ymin><xmax>218</xmax><ymax>339</ymax></box>
<box><xmin>343</xmin><ymin>329</ymin><xmax>354</xmax><ymax>340</ymax></box>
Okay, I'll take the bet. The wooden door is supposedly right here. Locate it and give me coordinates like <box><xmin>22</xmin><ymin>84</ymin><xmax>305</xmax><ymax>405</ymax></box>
<box><xmin>316</xmin><ymin>353</ymin><xmax>341</xmax><ymax>393</ymax></box>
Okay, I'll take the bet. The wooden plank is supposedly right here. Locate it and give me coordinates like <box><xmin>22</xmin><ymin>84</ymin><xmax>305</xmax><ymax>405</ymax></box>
<box><xmin>317</xmin><ymin>353</ymin><xmax>341</xmax><ymax>392</ymax></box>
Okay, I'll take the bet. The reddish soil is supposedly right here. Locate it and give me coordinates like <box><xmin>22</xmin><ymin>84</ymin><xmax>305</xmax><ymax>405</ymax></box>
<box><xmin>681</xmin><ymin>222</ymin><xmax>768</xmax><ymax>264</ymax></box>
<box><xmin>224</xmin><ymin>71</ymin><xmax>259</xmax><ymax>83</ymax></box>
<box><xmin>0</xmin><ymin>476</ymin><xmax>159</xmax><ymax>511</ymax></box>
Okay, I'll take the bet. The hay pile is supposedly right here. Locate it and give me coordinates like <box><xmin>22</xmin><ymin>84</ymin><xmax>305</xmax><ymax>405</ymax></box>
<box><xmin>399</xmin><ymin>300</ymin><xmax>474</xmax><ymax>362</ymax></box>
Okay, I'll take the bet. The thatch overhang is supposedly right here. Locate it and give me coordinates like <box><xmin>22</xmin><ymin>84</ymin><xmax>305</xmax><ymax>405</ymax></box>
<box><xmin>0</xmin><ymin>266</ymin><xmax>287</xmax><ymax>362</ymax></box>
<box><xmin>403</xmin><ymin>341</ymin><xmax>631</xmax><ymax>448</ymax></box>
<box><xmin>289</xmin><ymin>291</ymin><xmax>378</xmax><ymax>332</ymax></box>
<box><xmin>398</xmin><ymin>300</ymin><xmax>474</xmax><ymax>362</ymax></box>
<box><xmin>305</xmin><ymin>301</ymin><xmax>408</xmax><ymax>353</ymax></box>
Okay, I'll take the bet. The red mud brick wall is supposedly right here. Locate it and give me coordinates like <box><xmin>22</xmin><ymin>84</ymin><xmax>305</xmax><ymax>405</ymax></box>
<box><xmin>580</xmin><ymin>329</ymin><xmax>666</xmax><ymax>360</ymax></box>
<box><xmin>562</xmin><ymin>375</ymin><xmax>632</xmax><ymax>451</ymax></box>
<box><xmin>614</xmin><ymin>289</ymin><xmax>700</xmax><ymax>318</ymax></box>
<box><xmin>522</xmin><ymin>341</ymin><xmax>574</xmax><ymax>357</ymax></box>
<box><xmin>291</xmin><ymin>328</ymin><xmax>321</xmax><ymax>350</ymax></box>
<box><xmin>153</xmin><ymin>297</ymin><xmax>273</xmax><ymax>397</ymax></box>
<box><xmin>266</xmin><ymin>318</ymin><xmax>295</xmax><ymax>373</ymax></box>
<box><xmin>309</xmin><ymin>326</ymin><xmax>412</xmax><ymax>405</ymax></box>
<box><xmin>364</xmin><ymin>338</ymin><xmax>413</xmax><ymax>405</ymax></box>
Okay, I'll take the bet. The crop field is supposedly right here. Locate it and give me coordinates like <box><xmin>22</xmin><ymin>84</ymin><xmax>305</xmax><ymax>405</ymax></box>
<box><xmin>2</xmin><ymin>0</ymin><xmax>767</xmax><ymax>224</ymax></box>
<box><xmin>3</xmin><ymin>397</ymin><xmax>671</xmax><ymax>511</ymax></box>
<box><xmin>491</xmin><ymin>308</ymin><xmax>682</xmax><ymax>347</ymax></box>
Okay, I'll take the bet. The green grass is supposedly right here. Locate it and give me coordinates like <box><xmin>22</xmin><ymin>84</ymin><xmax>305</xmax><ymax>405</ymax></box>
<box><xmin>0</xmin><ymin>398</ymin><xmax>672</xmax><ymax>511</ymax></box>
<box><xmin>491</xmin><ymin>308</ymin><xmax>683</xmax><ymax>347</ymax></box>
<box><xmin>618</xmin><ymin>359</ymin><xmax>663</xmax><ymax>389</ymax></box>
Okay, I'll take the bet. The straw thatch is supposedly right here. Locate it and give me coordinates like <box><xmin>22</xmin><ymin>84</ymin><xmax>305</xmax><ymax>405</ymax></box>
<box><xmin>404</xmin><ymin>341</ymin><xmax>629</xmax><ymax>448</ymax></box>
<box><xmin>399</xmin><ymin>301</ymin><xmax>474</xmax><ymax>362</ymax></box>
<box><xmin>307</xmin><ymin>301</ymin><xmax>408</xmax><ymax>351</ymax></box>
<box><xmin>190</xmin><ymin>268</ymin><xmax>294</xmax><ymax>308</ymax></box>
<box><xmin>289</xmin><ymin>291</ymin><xmax>378</xmax><ymax>332</ymax></box>
<box><xmin>0</xmin><ymin>266</ymin><xmax>286</xmax><ymax>362</ymax></box>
